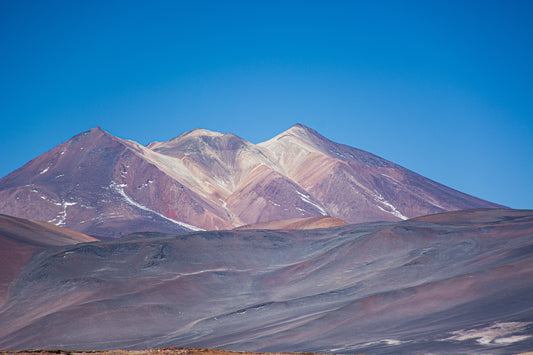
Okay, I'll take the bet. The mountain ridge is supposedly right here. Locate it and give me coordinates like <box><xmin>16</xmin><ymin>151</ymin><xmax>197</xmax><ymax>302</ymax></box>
<box><xmin>0</xmin><ymin>124</ymin><xmax>504</xmax><ymax>238</ymax></box>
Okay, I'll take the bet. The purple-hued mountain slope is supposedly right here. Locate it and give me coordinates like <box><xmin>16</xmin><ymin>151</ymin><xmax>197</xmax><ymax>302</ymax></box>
<box><xmin>0</xmin><ymin>124</ymin><xmax>503</xmax><ymax>238</ymax></box>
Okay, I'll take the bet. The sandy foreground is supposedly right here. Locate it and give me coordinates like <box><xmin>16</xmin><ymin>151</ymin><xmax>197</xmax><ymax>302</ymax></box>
<box><xmin>0</xmin><ymin>348</ymin><xmax>365</xmax><ymax>355</ymax></box>
<box><xmin>2</xmin><ymin>349</ymin><xmax>533</xmax><ymax>355</ymax></box>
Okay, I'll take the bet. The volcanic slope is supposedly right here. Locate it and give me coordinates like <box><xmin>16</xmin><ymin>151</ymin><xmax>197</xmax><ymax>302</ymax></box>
<box><xmin>258</xmin><ymin>124</ymin><xmax>502</xmax><ymax>223</ymax></box>
<box><xmin>0</xmin><ymin>127</ymin><xmax>227</xmax><ymax>237</ymax></box>
<box><xmin>0</xmin><ymin>124</ymin><xmax>503</xmax><ymax>238</ymax></box>
<box><xmin>1</xmin><ymin>209</ymin><xmax>532</xmax><ymax>355</ymax></box>
<box><xmin>0</xmin><ymin>214</ymin><xmax>96</xmax><ymax>306</ymax></box>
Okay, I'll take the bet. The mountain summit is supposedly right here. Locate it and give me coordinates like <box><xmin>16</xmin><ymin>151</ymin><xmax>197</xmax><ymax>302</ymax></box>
<box><xmin>0</xmin><ymin>124</ymin><xmax>503</xmax><ymax>238</ymax></box>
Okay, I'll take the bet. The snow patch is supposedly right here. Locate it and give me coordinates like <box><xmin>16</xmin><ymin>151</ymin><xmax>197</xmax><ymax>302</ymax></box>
<box><xmin>494</xmin><ymin>335</ymin><xmax>532</xmax><ymax>344</ymax></box>
<box><xmin>103</xmin><ymin>212</ymin><xmax>126</xmax><ymax>219</ymax></box>
<box><xmin>441</xmin><ymin>322</ymin><xmax>532</xmax><ymax>346</ymax></box>
<box><xmin>39</xmin><ymin>167</ymin><xmax>49</xmax><ymax>175</ymax></box>
<box><xmin>372</xmin><ymin>193</ymin><xmax>408</xmax><ymax>220</ymax></box>
<box><xmin>110</xmin><ymin>181</ymin><xmax>204</xmax><ymax>231</ymax></box>
<box><xmin>138</xmin><ymin>179</ymin><xmax>153</xmax><ymax>189</ymax></box>
<box><xmin>329</xmin><ymin>149</ymin><xmax>345</xmax><ymax>158</ymax></box>
<box><xmin>295</xmin><ymin>190</ymin><xmax>327</xmax><ymax>215</ymax></box>
<box><xmin>220</xmin><ymin>200</ymin><xmax>237</xmax><ymax>226</ymax></box>
<box><xmin>359</xmin><ymin>339</ymin><xmax>408</xmax><ymax>347</ymax></box>
<box><xmin>50</xmin><ymin>201</ymin><xmax>77</xmax><ymax>226</ymax></box>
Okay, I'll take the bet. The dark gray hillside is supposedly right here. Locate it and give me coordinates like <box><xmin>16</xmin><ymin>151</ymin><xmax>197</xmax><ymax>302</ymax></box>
<box><xmin>0</xmin><ymin>209</ymin><xmax>532</xmax><ymax>354</ymax></box>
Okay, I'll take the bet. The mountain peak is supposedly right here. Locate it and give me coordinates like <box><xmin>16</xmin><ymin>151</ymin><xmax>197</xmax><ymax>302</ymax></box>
<box><xmin>291</xmin><ymin>122</ymin><xmax>311</xmax><ymax>130</ymax></box>
<box><xmin>71</xmin><ymin>126</ymin><xmax>119</xmax><ymax>144</ymax></box>
<box><xmin>286</xmin><ymin>123</ymin><xmax>316</xmax><ymax>135</ymax></box>
<box><xmin>82</xmin><ymin>126</ymin><xmax>111</xmax><ymax>138</ymax></box>
<box><xmin>0</xmin><ymin>124</ymin><xmax>504</xmax><ymax>239</ymax></box>
<box><xmin>260</xmin><ymin>124</ymin><xmax>328</xmax><ymax>149</ymax></box>
<box><xmin>284</xmin><ymin>123</ymin><xmax>326</xmax><ymax>141</ymax></box>
<box><xmin>146</xmin><ymin>128</ymin><xmax>232</xmax><ymax>150</ymax></box>
<box><xmin>164</xmin><ymin>128</ymin><xmax>237</xmax><ymax>144</ymax></box>
<box><xmin>183</xmin><ymin>128</ymin><xmax>226</xmax><ymax>138</ymax></box>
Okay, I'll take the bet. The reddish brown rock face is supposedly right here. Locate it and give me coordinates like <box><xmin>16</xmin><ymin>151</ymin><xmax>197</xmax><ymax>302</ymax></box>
<box><xmin>0</xmin><ymin>124</ymin><xmax>503</xmax><ymax>238</ymax></box>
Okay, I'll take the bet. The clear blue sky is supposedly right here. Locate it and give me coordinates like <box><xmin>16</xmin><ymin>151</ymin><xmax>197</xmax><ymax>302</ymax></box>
<box><xmin>1</xmin><ymin>0</ymin><xmax>532</xmax><ymax>209</ymax></box>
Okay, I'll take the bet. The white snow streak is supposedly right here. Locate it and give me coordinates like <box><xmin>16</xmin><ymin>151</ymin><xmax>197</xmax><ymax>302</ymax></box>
<box><xmin>441</xmin><ymin>322</ymin><xmax>532</xmax><ymax>346</ymax></box>
<box><xmin>358</xmin><ymin>339</ymin><xmax>408</xmax><ymax>348</ymax></box>
<box><xmin>329</xmin><ymin>149</ymin><xmax>345</xmax><ymax>158</ymax></box>
<box><xmin>167</xmin><ymin>268</ymin><xmax>250</xmax><ymax>281</ymax></box>
<box><xmin>494</xmin><ymin>335</ymin><xmax>532</xmax><ymax>344</ymax></box>
<box><xmin>39</xmin><ymin>167</ymin><xmax>49</xmax><ymax>175</ymax></box>
<box><xmin>220</xmin><ymin>200</ymin><xmax>237</xmax><ymax>226</ymax></box>
<box><xmin>110</xmin><ymin>181</ymin><xmax>204</xmax><ymax>231</ymax></box>
<box><xmin>138</xmin><ymin>179</ymin><xmax>153</xmax><ymax>188</ymax></box>
<box><xmin>295</xmin><ymin>190</ymin><xmax>327</xmax><ymax>216</ymax></box>
<box><xmin>373</xmin><ymin>193</ymin><xmax>408</xmax><ymax>220</ymax></box>
<box><xmin>49</xmin><ymin>201</ymin><xmax>77</xmax><ymax>226</ymax></box>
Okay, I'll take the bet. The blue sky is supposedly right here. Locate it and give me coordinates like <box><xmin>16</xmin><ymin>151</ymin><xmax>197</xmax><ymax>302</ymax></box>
<box><xmin>1</xmin><ymin>0</ymin><xmax>532</xmax><ymax>209</ymax></box>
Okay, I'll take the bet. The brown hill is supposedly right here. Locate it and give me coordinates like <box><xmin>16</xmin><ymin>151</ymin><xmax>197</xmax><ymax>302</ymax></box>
<box><xmin>0</xmin><ymin>214</ymin><xmax>95</xmax><ymax>306</ymax></box>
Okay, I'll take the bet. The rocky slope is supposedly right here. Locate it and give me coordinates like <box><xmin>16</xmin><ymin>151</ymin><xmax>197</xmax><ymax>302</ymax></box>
<box><xmin>0</xmin><ymin>209</ymin><xmax>531</xmax><ymax>354</ymax></box>
<box><xmin>0</xmin><ymin>214</ymin><xmax>96</xmax><ymax>306</ymax></box>
<box><xmin>0</xmin><ymin>124</ymin><xmax>503</xmax><ymax>238</ymax></box>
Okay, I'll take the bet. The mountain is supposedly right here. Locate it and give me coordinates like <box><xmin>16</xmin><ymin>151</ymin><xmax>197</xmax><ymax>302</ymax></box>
<box><xmin>0</xmin><ymin>124</ymin><xmax>503</xmax><ymax>238</ymax></box>
<box><xmin>0</xmin><ymin>214</ymin><xmax>96</xmax><ymax>306</ymax></box>
<box><xmin>0</xmin><ymin>208</ymin><xmax>531</xmax><ymax>354</ymax></box>
<box><xmin>259</xmin><ymin>124</ymin><xmax>502</xmax><ymax>223</ymax></box>
<box><xmin>0</xmin><ymin>127</ymin><xmax>225</xmax><ymax>237</ymax></box>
